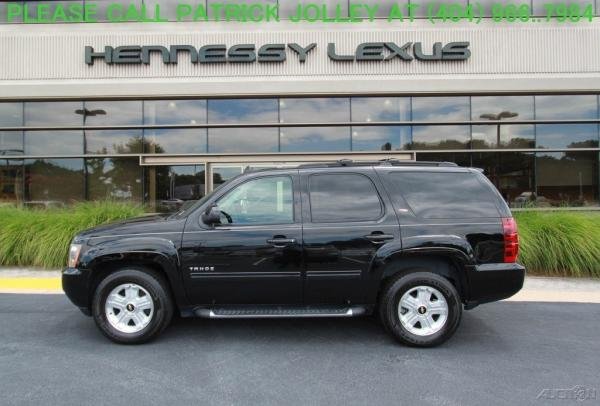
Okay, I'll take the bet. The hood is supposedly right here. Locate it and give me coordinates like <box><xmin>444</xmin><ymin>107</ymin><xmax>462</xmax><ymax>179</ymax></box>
<box><xmin>74</xmin><ymin>213</ymin><xmax>186</xmax><ymax>242</ymax></box>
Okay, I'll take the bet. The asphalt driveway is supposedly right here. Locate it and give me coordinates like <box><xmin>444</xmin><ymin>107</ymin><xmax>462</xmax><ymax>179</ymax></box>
<box><xmin>0</xmin><ymin>294</ymin><xmax>598</xmax><ymax>406</ymax></box>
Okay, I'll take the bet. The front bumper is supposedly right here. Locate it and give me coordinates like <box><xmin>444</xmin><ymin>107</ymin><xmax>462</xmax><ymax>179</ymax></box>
<box><xmin>465</xmin><ymin>262</ymin><xmax>526</xmax><ymax>309</ymax></box>
<box><xmin>62</xmin><ymin>267</ymin><xmax>92</xmax><ymax>316</ymax></box>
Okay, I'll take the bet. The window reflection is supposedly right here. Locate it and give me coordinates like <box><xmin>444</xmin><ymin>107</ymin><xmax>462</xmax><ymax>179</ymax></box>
<box><xmin>280</xmin><ymin>98</ymin><xmax>350</xmax><ymax>123</ymax></box>
<box><xmin>24</xmin><ymin>159</ymin><xmax>84</xmax><ymax>204</ymax></box>
<box><xmin>412</xmin><ymin>125</ymin><xmax>471</xmax><ymax>150</ymax></box>
<box><xmin>26</xmin><ymin>131</ymin><xmax>83</xmax><ymax>155</ymax></box>
<box><xmin>536</xmin><ymin>151</ymin><xmax>599</xmax><ymax>206</ymax></box>
<box><xmin>535</xmin><ymin>95</ymin><xmax>597</xmax><ymax>120</ymax></box>
<box><xmin>416</xmin><ymin>152</ymin><xmax>472</xmax><ymax>167</ymax></box>
<box><xmin>351</xmin><ymin>126</ymin><xmax>411</xmax><ymax>151</ymax></box>
<box><xmin>84</xmin><ymin>101</ymin><xmax>142</xmax><ymax>154</ymax></box>
<box><xmin>0</xmin><ymin>132</ymin><xmax>23</xmax><ymax>156</ymax></box>
<box><xmin>280</xmin><ymin>127</ymin><xmax>350</xmax><ymax>152</ymax></box>
<box><xmin>351</xmin><ymin>97</ymin><xmax>410</xmax><ymax>122</ymax></box>
<box><xmin>412</xmin><ymin>97</ymin><xmax>470</xmax><ymax>121</ymax></box>
<box><xmin>536</xmin><ymin>124</ymin><xmax>599</xmax><ymax>149</ymax></box>
<box><xmin>86</xmin><ymin>157</ymin><xmax>142</xmax><ymax>201</ymax></box>
<box><xmin>25</xmin><ymin>102</ymin><xmax>83</xmax><ymax>126</ymax></box>
<box><xmin>212</xmin><ymin>165</ymin><xmax>243</xmax><ymax>190</ymax></box>
<box><xmin>471</xmin><ymin>125</ymin><xmax>535</xmax><ymax>149</ymax></box>
<box><xmin>207</xmin><ymin>99</ymin><xmax>278</xmax><ymax>153</ymax></box>
<box><xmin>0</xmin><ymin>159</ymin><xmax>23</xmax><ymax>205</ymax></box>
<box><xmin>0</xmin><ymin>103</ymin><xmax>23</xmax><ymax>126</ymax></box>
<box><xmin>144</xmin><ymin>99</ymin><xmax>207</xmax><ymax>154</ymax></box>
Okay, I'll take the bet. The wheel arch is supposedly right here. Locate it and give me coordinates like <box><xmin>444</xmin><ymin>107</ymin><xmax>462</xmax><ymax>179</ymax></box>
<box><xmin>372</xmin><ymin>252</ymin><xmax>469</xmax><ymax>304</ymax></box>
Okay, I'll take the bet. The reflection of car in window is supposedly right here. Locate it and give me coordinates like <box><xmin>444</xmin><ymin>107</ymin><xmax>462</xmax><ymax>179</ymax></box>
<box><xmin>63</xmin><ymin>160</ymin><xmax>525</xmax><ymax>347</ymax></box>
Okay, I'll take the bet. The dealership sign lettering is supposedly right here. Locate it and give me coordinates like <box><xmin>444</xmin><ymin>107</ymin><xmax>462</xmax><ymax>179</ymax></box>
<box><xmin>85</xmin><ymin>42</ymin><xmax>471</xmax><ymax>65</ymax></box>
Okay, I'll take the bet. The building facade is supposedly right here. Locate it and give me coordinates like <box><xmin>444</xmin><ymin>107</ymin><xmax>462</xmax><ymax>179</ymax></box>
<box><xmin>1</xmin><ymin>0</ymin><xmax>599</xmax><ymax>211</ymax></box>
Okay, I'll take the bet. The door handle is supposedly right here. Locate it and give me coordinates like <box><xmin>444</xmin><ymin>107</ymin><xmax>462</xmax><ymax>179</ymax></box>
<box><xmin>267</xmin><ymin>238</ymin><xmax>296</xmax><ymax>247</ymax></box>
<box><xmin>364</xmin><ymin>234</ymin><xmax>394</xmax><ymax>243</ymax></box>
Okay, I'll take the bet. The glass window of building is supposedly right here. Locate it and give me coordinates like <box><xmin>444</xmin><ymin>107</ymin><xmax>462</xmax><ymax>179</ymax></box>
<box><xmin>351</xmin><ymin>97</ymin><xmax>411</xmax><ymax>151</ymax></box>
<box><xmin>279</xmin><ymin>98</ymin><xmax>350</xmax><ymax>152</ymax></box>
<box><xmin>208</xmin><ymin>99</ymin><xmax>279</xmax><ymax>153</ymax></box>
<box><xmin>280</xmin><ymin>98</ymin><xmax>350</xmax><ymax>123</ymax></box>
<box><xmin>84</xmin><ymin>101</ymin><xmax>143</xmax><ymax>154</ymax></box>
<box><xmin>351</xmin><ymin>127</ymin><xmax>411</xmax><ymax>151</ymax></box>
<box><xmin>411</xmin><ymin>97</ymin><xmax>470</xmax><ymax>149</ymax></box>
<box><xmin>86</xmin><ymin>157</ymin><xmax>142</xmax><ymax>202</ymax></box>
<box><xmin>416</xmin><ymin>152</ymin><xmax>472</xmax><ymax>167</ymax></box>
<box><xmin>536</xmin><ymin>124</ymin><xmax>599</xmax><ymax>149</ymax></box>
<box><xmin>0</xmin><ymin>160</ymin><xmax>23</xmax><ymax>205</ymax></box>
<box><xmin>146</xmin><ymin>165</ymin><xmax>206</xmax><ymax>212</ymax></box>
<box><xmin>24</xmin><ymin>159</ymin><xmax>84</xmax><ymax>204</ymax></box>
<box><xmin>212</xmin><ymin>165</ymin><xmax>243</xmax><ymax>190</ymax></box>
<box><xmin>471</xmin><ymin>152</ymin><xmax>536</xmax><ymax>207</ymax></box>
<box><xmin>143</xmin><ymin>100</ymin><xmax>207</xmax><ymax>154</ymax></box>
<box><xmin>471</xmin><ymin>96</ymin><xmax>534</xmax><ymax>148</ymax></box>
<box><xmin>280</xmin><ymin>127</ymin><xmax>351</xmax><ymax>152</ymax></box>
<box><xmin>278</xmin><ymin>0</ymin><xmax>348</xmax><ymax>19</ymax></box>
<box><xmin>24</xmin><ymin>102</ymin><xmax>84</xmax><ymax>155</ymax></box>
<box><xmin>217</xmin><ymin>176</ymin><xmax>294</xmax><ymax>225</ymax></box>
<box><xmin>0</xmin><ymin>102</ymin><xmax>24</xmax><ymax>156</ymax></box>
<box><xmin>536</xmin><ymin>151</ymin><xmax>599</xmax><ymax>206</ymax></box>
<box><xmin>535</xmin><ymin>95</ymin><xmax>597</xmax><ymax>120</ymax></box>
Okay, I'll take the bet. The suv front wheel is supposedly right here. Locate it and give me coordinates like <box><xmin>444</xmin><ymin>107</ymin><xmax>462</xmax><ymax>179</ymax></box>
<box><xmin>379</xmin><ymin>271</ymin><xmax>462</xmax><ymax>347</ymax></box>
<box><xmin>92</xmin><ymin>267</ymin><xmax>174</xmax><ymax>344</ymax></box>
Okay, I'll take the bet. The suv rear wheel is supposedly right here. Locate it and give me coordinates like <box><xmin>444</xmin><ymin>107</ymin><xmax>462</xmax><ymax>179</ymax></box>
<box><xmin>92</xmin><ymin>267</ymin><xmax>174</xmax><ymax>344</ymax></box>
<box><xmin>379</xmin><ymin>271</ymin><xmax>462</xmax><ymax>347</ymax></box>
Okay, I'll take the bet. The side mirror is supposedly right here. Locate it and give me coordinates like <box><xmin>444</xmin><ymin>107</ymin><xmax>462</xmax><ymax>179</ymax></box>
<box><xmin>201</xmin><ymin>204</ymin><xmax>221</xmax><ymax>226</ymax></box>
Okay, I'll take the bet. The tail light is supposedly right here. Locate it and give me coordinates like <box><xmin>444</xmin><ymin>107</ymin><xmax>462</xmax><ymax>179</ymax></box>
<box><xmin>502</xmin><ymin>217</ymin><xmax>519</xmax><ymax>263</ymax></box>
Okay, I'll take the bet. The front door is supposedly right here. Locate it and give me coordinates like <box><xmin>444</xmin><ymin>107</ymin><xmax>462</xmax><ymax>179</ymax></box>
<box><xmin>181</xmin><ymin>172</ymin><xmax>303</xmax><ymax>305</ymax></box>
<box><xmin>300</xmin><ymin>170</ymin><xmax>401</xmax><ymax>304</ymax></box>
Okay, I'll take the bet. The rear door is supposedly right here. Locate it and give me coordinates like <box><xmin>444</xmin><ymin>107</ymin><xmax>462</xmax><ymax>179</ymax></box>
<box><xmin>300</xmin><ymin>168</ymin><xmax>400</xmax><ymax>305</ymax></box>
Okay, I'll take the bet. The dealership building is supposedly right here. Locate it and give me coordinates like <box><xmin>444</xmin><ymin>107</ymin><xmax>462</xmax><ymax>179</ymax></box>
<box><xmin>1</xmin><ymin>0</ymin><xmax>599</xmax><ymax>210</ymax></box>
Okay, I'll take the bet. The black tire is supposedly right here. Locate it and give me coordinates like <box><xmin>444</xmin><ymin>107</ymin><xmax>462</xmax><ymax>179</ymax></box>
<box><xmin>92</xmin><ymin>267</ymin><xmax>174</xmax><ymax>344</ymax></box>
<box><xmin>379</xmin><ymin>272</ymin><xmax>462</xmax><ymax>347</ymax></box>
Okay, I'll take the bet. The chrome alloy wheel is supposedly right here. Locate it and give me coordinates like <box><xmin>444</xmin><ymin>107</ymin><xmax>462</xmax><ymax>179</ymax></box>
<box><xmin>398</xmin><ymin>285</ymin><xmax>449</xmax><ymax>337</ymax></box>
<box><xmin>105</xmin><ymin>283</ymin><xmax>154</xmax><ymax>334</ymax></box>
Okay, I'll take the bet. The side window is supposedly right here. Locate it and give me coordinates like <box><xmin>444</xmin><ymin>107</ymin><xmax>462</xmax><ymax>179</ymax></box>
<box><xmin>309</xmin><ymin>173</ymin><xmax>383</xmax><ymax>223</ymax></box>
<box><xmin>387</xmin><ymin>172</ymin><xmax>500</xmax><ymax>219</ymax></box>
<box><xmin>217</xmin><ymin>176</ymin><xmax>294</xmax><ymax>225</ymax></box>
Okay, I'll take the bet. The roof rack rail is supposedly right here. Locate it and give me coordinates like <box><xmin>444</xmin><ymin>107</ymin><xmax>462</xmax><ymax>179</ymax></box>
<box><xmin>297</xmin><ymin>159</ymin><xmax>458</xmax><ymax>169</ymax></box>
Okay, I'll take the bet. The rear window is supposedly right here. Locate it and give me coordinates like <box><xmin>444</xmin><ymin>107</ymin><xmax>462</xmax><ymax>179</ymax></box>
<box><xmin>387</xmin><ymin>171</ymin><xmax>500</xmax><ymax>219</ymax></box>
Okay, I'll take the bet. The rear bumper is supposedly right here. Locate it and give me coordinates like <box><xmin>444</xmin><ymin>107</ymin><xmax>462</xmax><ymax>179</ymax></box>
<box><xmin>62</xmin><ymin>267</ymin><xmax>92</xmax><ymax>316</ymax></box>
<box><xmin>465</xmin><ymin>262</ymin><xmax>526</xmax><ymax>309</ymax></box>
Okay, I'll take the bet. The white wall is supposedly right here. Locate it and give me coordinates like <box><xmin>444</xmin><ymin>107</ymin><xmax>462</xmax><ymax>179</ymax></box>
<box><xmin>1</xmin><ymin>20</ymin><xmax>600</xmax><ymax>98</ymax></box>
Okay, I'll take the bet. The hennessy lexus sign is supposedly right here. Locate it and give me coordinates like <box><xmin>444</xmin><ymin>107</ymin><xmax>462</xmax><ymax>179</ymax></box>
<box><xmin>85</xmin><ymin>42</ymin><xmax>471</xmax><ymax>65</ymax></box>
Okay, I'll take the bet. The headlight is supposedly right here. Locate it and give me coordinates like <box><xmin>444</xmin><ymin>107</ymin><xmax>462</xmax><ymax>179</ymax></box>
<box><xmin>68</xmin><ymin>244</ymin><xmax>82</xmax><ymax>268</ymax></box>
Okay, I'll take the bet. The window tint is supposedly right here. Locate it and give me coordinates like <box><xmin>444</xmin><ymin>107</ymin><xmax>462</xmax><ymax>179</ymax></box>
<box><xmin>309</xmin><ymin>173</ymin><xmax>382</xmax><ymax>223</ymax></box>
<box><xmin>388</xmin><ymin>172</ymin><xmax>500</xmax><ymax>219</ymax></box>
<box><xmin>217</xmin><ymin>176</ymin><xmax>293</xmax><ymax>225</ymax></box>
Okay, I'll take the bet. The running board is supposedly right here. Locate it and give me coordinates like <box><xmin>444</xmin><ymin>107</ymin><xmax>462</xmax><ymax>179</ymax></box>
<box><xmin>194</xmin><ymin>305</ymin><xmax>368</xmax><ymax>319</ymax></box>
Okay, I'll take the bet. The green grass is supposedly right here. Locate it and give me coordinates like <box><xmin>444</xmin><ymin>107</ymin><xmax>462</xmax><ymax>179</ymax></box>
<box><xmin>514</xmin><ymin>211</ymin><xmax>600</xmax><ymax>278</ymax></box>
<box><xmin>0</xmin><ymin>203</ymin><xmax>599</xmax><ymax>277</ymax></box>
<box><xmin>0</xmin><ymin>202</ymin><xmax>145</xmax><ymax>269</ymax></box>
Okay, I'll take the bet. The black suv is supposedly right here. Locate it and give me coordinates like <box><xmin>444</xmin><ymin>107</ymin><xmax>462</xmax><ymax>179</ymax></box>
<box><xmin>63</xmin><ymin>160</ymin><xmax>525</xmax><ymax>347</ymax></box>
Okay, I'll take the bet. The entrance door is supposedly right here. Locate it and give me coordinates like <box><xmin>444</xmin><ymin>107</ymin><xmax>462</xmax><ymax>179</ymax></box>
<box><xmin>181</xmin><ymin>171</ymin><xmax>303</xmax><ymax>305</ymax></box>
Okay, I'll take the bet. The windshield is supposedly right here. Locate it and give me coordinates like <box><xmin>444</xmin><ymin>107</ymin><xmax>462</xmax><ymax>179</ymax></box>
<box><xmin>168</xmin><ymin>175</ymin><xmax>241</xmax><ymax>219</ymax></box>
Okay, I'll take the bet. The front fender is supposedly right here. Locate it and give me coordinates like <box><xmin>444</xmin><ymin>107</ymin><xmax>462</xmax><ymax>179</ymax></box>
<box><xmin>79</xmin><ymin>236</ymin><xmax>188</xmax><ymax>308</ymax></box>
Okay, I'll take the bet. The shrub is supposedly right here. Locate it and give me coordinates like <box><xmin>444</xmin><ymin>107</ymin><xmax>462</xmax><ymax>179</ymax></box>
<box><xmin>514</xmin><ymin>211</ymin><xmax>600</xmax><ymax>278</ymax></box>
<box><xmin>0</xmin><ymin>202</ymin><xmax>145</xmax><ymax>269</ymax></box>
